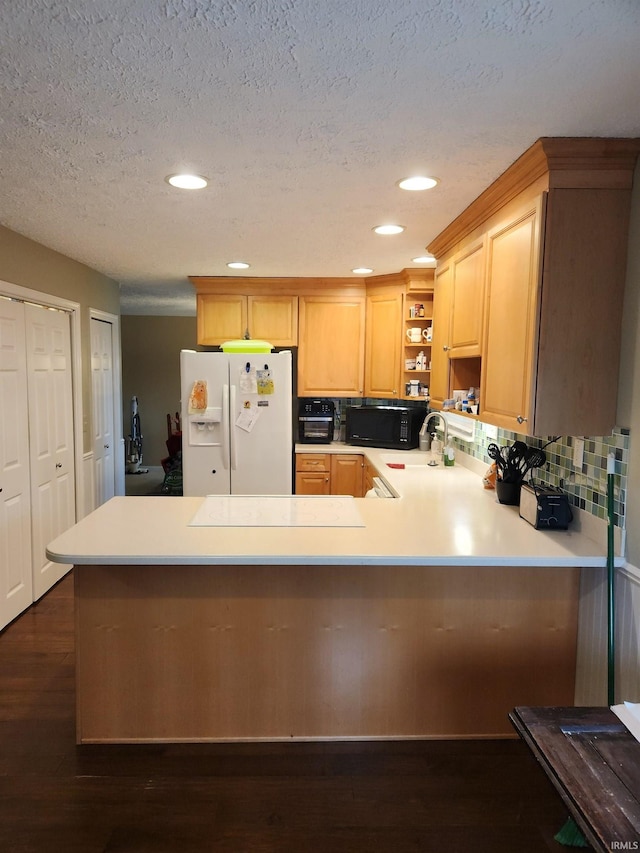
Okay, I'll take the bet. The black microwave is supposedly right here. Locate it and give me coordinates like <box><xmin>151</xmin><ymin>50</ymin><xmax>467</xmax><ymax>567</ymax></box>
<box><xmin>345</xmin><ymin>406</ymin><xmax>427</xmax><ymax>450</ymax></box>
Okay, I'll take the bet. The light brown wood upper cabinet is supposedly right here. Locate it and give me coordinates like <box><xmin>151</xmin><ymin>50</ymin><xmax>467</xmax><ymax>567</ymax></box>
<box><xmin>482</xmin><ymin>183</ymin><xmax>635</xmax><ymax>436</ymax></box>
<box><xmin>449</xmin><ymin>238</ymin><xmax>485</xmax><ymax>358</ymax></box>
<box><xmin>298</xmin><ymin>295</ymin><xmax>365</xmax><ymax>397</ymax></box>
<box><xmin>196</xmin><ymin>294</ymin><xmax>246</xmax><ymax>344</ymax></box>
<box><xmin>364</xmin><ymin>285</ymin><xmax>403</xmax><ymax>398</ymax></box>
<box><xmin>480</xmin><ymin>199</ymin><xmax>542</xmax><ymax>432</ymax></box>
<box><xmin>196</xmin><ymin>294</ymin><xmax>298</xmax><ymax>346</ymax></box>
<box><xmin>248</xmin><ymin>295</ymin><xmax>298</xmax><ymax>345</ymax></box>
<box><xmin>428</xmin><ymin>137</ymin><xmax>640</xmax><ymax>437</ymax></box>
<box><xmin>429</xmin><ymin>262</ymin><xmax>453</xmax><ymax>409</ymax></box>
<box><xmin>427</xmin><ymin>241</ymin><xmax>484</xmax><ymax>407</ymax></box>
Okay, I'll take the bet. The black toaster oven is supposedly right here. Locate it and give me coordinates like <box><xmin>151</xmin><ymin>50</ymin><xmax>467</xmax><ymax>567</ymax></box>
<box><xmin>298</xmin><ymin>399</ymin><xmax>335</xmax><ymax>444</ymax></box>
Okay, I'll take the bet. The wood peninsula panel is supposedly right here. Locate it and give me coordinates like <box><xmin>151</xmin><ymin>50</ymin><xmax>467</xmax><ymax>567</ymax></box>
<box><xmin>75</xmin><ymin>563</ymin><xmax>579</xmax><ymax>743</ymax></box>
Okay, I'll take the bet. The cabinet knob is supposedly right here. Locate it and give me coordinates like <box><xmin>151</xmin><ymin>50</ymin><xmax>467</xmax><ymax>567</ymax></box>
<box><xmin>442</xmin><ymin>345</ymin><xmax>450</xmax><ymax>351</ymax></box>
<box><xmin>56</xmin><ymin>462</ymin><xmax>62</xmax><ymax>468</ymax></box>
<box><xmin>516</xmin><ymin>415</ymin><xmax>528</xmax><ymax>425</ymax></box>
<box><xmin>104</xmin><ymin>444</ymin><xmax>110</xmax><ymax>449</ymax></box>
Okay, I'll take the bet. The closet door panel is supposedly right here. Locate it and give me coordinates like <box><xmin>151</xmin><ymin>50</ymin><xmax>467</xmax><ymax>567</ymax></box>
<box><xmin>90</xmin><ymin>318</ymin><xmax>116</xmax><ymax>508</ymax></box>
<box><xmin>25</xmin><ymin>303</ymin><xmax>75</xmax><ymax>600</ymax></box>
<box><xmin>0</xmin><ymin>299</ymin><xmax>33</xmax><ymax>629</ymax></box>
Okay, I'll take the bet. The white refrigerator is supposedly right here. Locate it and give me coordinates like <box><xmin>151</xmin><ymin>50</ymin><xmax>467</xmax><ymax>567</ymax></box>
<box><xmin>180</xmin><ymin>349</ymin><xmax>293</xmax><ymax>496</ymax></box>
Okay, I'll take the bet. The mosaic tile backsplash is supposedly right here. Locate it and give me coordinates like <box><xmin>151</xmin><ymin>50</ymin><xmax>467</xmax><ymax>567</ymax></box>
<box><xmin>324</xmin><ymin>397</ymin><xmax>629</xmax><ymax>531</ymax></box>
<box><xmin>470</xmin><ymin>422</ymin><xmax>629</xmax><ymax>529</ymax></box>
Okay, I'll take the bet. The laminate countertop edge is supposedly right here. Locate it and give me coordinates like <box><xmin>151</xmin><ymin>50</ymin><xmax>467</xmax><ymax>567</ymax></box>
<box><xmin>46</xmin><ymin>446</ymin><xmax>620</xmax><ymax>568</ymax></box>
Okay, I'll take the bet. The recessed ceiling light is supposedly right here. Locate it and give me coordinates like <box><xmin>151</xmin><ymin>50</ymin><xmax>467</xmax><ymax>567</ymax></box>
<box><xmin>373</xmin><ymin>224</ymin><xmax>405</xmax><ymax>235</ymax></box>
<box><xmin>397</xmin><ymin>176</ymin><xmax>439</xmax><ymax>191</ymax></box>
<box><xmin>352</xmin><ymin>267</ymin><xmax>373</xmax><ymax>274</ymax></box>
<box><xmin>227</xmin><ymin>261</ymin><xmax>250</xmax><ymax>270</ymax></box>
<box><xmin>412</xmin><ymin>255</ymin><xmax>436</xmax><ymax>265</ymax></box>
<box><xmin>165</xmin><ymin>173</ymin><xmax>209</xmax><ymax>189</ymax></box>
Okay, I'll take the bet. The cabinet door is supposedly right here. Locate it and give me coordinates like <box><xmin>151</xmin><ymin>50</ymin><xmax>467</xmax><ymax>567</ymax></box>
<box><xmin>480</xmin><ymin>202</ymin><xmax>541</xmax><ymax>431</ymax></box>
<box><xmin>330</xmin><ymin>454</ymin><xmax>364</xmax><ymax>497</ymax></box>
<box><xmin>248</xmin><ymin>296</ymin><xmax>298</xmax><ymax>346</ymax></box>
<box><xmin>197</xmin><ymin>294</ymin><xmax>247</xmax><ymax>345</ymax></box>
<box><xmin>450</xmin><ymin>238</ymin><xmax>485</xmax><ymax>357</ymax></box>
<box><xmin>298</xmin><ymin>296</ymin><xmax>365</xmax><ymax>396</ymax></box>
<box><xmin>429</xmin><ymin>263</ymin><xmax>453</xmax><ymax>407</ymax></box>
<box><xmin>364</xmin><ymin>288</ymin><xmax>402</xmax><ymax>398</ymax></box>
<box><xmin>295</xmin><ymin>471</ymin><xmax>331</xmax><ymax>495</ymax></box>
<box><xmin>363</xmin><ymin>459</ymin><xmax>378</xmax><ymax>494</ymax></box>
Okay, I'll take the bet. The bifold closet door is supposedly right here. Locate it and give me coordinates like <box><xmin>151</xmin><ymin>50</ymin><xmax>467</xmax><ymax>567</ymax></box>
<box><xmin>25</xmin><ymin>303</ymin><xmax>75</xmax><ymax>600</ymax></box>
<box><xmin>0</xmin><ymin>298</ymin><xmax>33</xmax><ymax>629</ymax></box>
<box><xmin>90</xmin><ymin>318</ymin><xmax>116</xmax><ymax>508</ymax></box>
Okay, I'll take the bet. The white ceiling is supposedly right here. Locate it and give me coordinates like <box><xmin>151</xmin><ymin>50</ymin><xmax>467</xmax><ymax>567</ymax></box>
<box><xmin>1</xmin><ymin>1</ymin><xmax>640</xmax><ymax>316</ymax></box>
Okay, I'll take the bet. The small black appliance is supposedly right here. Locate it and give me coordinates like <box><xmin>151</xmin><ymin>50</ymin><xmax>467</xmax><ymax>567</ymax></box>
<box><xmin>345</xmin><ymin>405</ymin><xmax>427</xmax><ymax>450</ymax></box>
<box><xmin>298</xmin><ymin>399</ymin><xmax>335</xmax><ymax>444</ymax></box>
<box><xmin>519</xmin><ymin>483</ymin><xmax>573</xmax><ymax>530</ymax></box>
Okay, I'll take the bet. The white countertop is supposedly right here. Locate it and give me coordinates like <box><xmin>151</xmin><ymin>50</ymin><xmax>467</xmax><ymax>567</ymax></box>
<box><xmin>47</xmin><ymin>445</ymin><xmax>619</xmax><ymax>568</ymax></box>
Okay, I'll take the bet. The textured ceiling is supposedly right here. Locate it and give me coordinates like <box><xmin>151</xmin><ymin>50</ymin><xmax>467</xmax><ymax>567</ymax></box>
<box><xmin>1</xmin><ymin>1</ymin><xmax>640</xmax><ymax>315</ymax></box>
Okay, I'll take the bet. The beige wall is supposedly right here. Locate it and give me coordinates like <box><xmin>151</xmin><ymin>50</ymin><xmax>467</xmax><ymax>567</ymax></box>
<box><xmin>120</xmin><ymin>315</ymin><xmax>203</xmax><ymax>466</ymax></box>
<box><xmin>0</xmin><ymin>224</ymin><xmax>121</xmax><ymax>454</ymax></box>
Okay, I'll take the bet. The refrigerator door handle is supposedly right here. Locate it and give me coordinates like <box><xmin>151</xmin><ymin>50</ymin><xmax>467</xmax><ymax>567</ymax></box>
<box><xmin>221</xmin><ymin>384</ymin><xmax>229</xmax><ymax>469</ymax></box>
<box><xmin>229</xmin><ymin>383</ymin><xmax>237</xmax><ymax>471</ymax></box>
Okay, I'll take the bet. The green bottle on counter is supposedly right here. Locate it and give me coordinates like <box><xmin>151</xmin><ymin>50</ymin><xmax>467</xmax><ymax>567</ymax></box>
<box><xmin>444</xmin><ymin>438</ymin><xmax>455</xmax><ymax>467</ymax></box>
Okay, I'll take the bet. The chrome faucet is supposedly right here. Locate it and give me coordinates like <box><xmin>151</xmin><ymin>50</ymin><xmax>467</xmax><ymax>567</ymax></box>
<box><xmin>420</xmin><ymin>411</ymin><xmax>449</xmax><ymax>450</ymax></box>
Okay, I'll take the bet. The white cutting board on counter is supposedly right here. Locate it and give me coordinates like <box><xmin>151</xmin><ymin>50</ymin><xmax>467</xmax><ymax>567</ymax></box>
<box><xmin>189</xmin><ymin>495</ymin><xmax>365</xmax><ymax>527</ymax></box>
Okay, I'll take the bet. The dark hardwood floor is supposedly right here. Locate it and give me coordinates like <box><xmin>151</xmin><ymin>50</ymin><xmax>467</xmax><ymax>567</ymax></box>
<box><xmin>0</xmin><ymin>573</ymin><xmax>581</xmax><ymax>852</ymax></box>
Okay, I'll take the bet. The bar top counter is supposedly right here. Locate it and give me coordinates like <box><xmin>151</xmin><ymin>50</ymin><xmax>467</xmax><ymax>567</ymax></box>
<box><xmin>48</xmin><ymin>447</ymin><xmax>607</xmax><ymax>743</ymax></box>
<box><xmin>47</xmin><ymin>447</ymin><xmax>617</xmax><ymax>569</ymax></box>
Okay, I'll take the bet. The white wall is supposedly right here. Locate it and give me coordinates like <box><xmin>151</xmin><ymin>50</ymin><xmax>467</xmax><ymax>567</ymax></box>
<box><xmin>579</xmin><ymin>160</ymin><xmax>640</xmax><ymax>704</ymax></box>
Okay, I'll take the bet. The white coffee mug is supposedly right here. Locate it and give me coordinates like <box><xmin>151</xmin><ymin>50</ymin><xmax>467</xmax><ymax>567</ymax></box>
<box><xmin>406</xmin><ymin>327</ymin><xmax>422</xmax><ymax>343</ymax></box>
<box><xmin>424</xmin><ymin>327</ymin><xmax>432</xmax><ymax>342</ymax></box>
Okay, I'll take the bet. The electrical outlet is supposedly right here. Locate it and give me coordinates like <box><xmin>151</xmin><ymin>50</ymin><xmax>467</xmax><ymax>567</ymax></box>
<box><xmin>485</xmin><ymin>424</ymin><xmax>498</xmax><ymax>440</ymax></box>
<box><xmin>573</xmin><ymin>438</ymin><xmax>585</xmax><ymax>469</ymax></box>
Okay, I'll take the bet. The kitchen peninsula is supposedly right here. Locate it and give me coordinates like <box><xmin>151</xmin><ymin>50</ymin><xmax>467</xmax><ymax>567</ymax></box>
<box><xmin>47</xmin><ymin>449</ymin><xmax>618</xmax><ymax>744</ymax></box>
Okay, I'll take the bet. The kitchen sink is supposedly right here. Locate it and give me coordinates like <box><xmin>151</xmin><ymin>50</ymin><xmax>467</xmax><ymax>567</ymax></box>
<box><xmin>381</xmin><ymin>453</ymin><xmax>430</xmax><ymax>468</ymax></box>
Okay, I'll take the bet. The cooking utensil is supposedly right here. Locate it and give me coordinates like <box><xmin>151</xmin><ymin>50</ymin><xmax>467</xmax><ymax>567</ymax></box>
<box><xmin>521</xmin><ymin>448</ymin><xmax>547</xmax><ymax>479</ymax></box>
<box><xmin>487</xmin><ymin>443</ymin><xmax>507</xmax><ymax>476</ymax></box>
<box><xmin>506</xmin><ymin>441</ymin><xmax>528</xmax><ymax>480</ymax></box>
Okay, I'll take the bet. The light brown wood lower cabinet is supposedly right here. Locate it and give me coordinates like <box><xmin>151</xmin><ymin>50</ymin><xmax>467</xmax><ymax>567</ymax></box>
<box><xmin>329</xmin><ymin>454</ymin><xmax>364</xmax><ymax>497</ymax></box>
<box><xmin>295</xmin><ymin>452</ymin><xmax>364</xmax><ymax>497</ymax></box>
<box><xmin>74</xmin><ymin>563</ymin><xmax>579</xmax><ymax>743</ymax></box>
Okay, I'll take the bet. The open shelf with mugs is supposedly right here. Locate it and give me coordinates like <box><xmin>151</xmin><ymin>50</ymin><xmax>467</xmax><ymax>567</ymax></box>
<box><xmin>402</xmin><ymin>291</ymin><xmax>433</xmax><ymax>402</ymax></box>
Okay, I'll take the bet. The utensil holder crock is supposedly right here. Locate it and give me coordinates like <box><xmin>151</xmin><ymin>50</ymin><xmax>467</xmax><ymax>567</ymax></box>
<box><xmin>496</xmin><ymin>479</ymin><xmax>522</xmax><ymax>506</ymax></box>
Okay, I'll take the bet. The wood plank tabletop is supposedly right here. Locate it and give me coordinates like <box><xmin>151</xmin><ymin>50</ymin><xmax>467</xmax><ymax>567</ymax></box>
<box><xmin>510</xmin><ymin>706</ymin><xmax>640</xmax><ymax>853</ymax></box>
